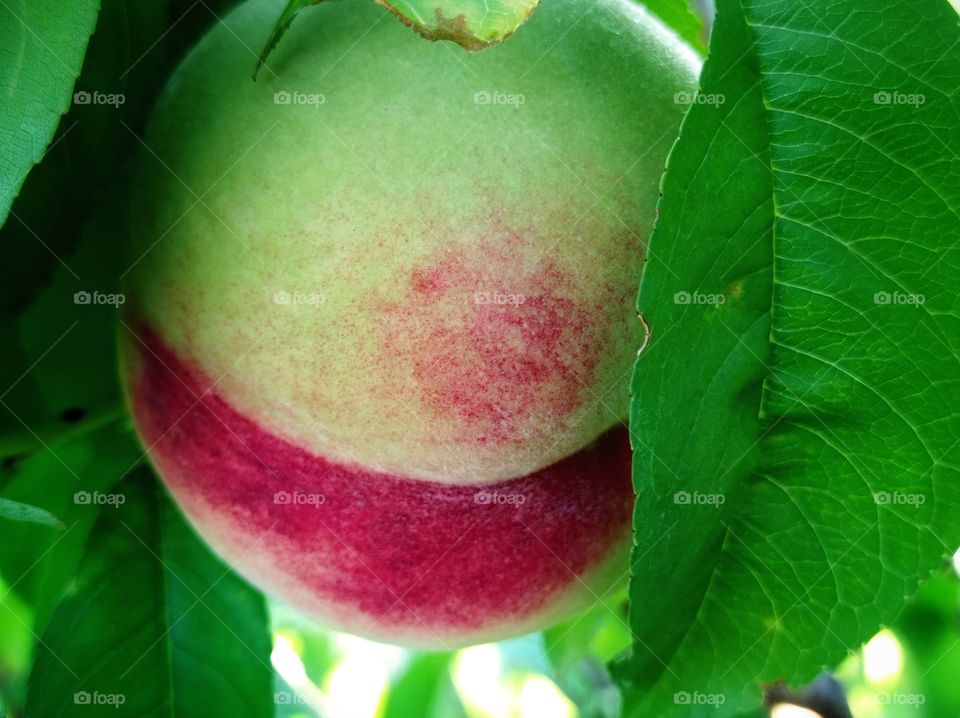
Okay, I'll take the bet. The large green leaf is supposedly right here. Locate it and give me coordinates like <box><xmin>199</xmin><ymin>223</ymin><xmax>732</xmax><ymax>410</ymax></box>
<box><xmin>0</xmin><ymin>0</ymin><xmax>99</xmax><ymax>227</ymax></box>
<box><xmin>617</xmin><ymin>0</ymin><xmax>960</xmax><ymax>714</ymax></box>
<box><xmin>25</xmin><ymin>471</ymin><xmax>273</xmax><ymax>718</ymax></box>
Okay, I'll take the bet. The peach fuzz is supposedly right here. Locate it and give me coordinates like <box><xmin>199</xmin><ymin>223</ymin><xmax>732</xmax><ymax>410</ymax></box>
<box><xmin>121</xmin><ymin>0</ymin><xmax>699</xmax><ymax>646</ymax></box>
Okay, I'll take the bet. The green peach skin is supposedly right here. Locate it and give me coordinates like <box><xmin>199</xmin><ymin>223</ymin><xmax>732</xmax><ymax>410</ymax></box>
<box><xmin>125</xmin><ymin>0</ymin><xmax>699</xmax><ymax>484</ymax></box>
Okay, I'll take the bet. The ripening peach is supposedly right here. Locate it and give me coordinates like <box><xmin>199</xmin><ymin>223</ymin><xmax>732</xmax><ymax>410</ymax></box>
<box><xmin>121</xmin><ymin>0</ymin><xmax>698</xmax><ymax>647</ymax></box>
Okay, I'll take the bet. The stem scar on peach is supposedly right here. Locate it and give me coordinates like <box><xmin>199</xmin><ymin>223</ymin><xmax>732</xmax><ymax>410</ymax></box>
<box><xmin>121</xmin><ymin>0</ymin><xmax>699</xmax><ymax>647</ymax></box>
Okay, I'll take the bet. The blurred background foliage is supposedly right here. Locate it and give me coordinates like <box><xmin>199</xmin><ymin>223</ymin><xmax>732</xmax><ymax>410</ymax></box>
<box><xmin>8</xmin><ymin>559</ymin><xmax>960</xmax><ymax>716</ymax></box>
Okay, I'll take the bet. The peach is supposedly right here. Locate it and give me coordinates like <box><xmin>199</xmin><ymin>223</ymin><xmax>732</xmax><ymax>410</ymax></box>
<box><xmin>121</xmin><ymin>0</ymin><xmax>698</xmax><ymax>647</ymax></box>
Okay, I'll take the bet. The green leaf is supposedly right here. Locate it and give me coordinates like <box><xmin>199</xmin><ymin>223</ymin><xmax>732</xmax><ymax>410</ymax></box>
<box><xmin>0</xmin><ymin>419</ymin><xmax>140</xmax><ymax>621</ymax></box>
<box><xmin>0</xmin><ymin>0</ymin><xmax>247</xmax><ymax>316</ymax></box>
<box><xmin>0</xmin><ymin>0</ymin><xmax>166</xmax><ymax>315</ymax></box>
<box><xmin>615</xmin><ymin>0</ymin><xmax>772</xmax><ymax>709</ymax></box>
<box><xmin>0</xmin><ymin>188</ymin><xmax>143</xmax><ymax>615</ymax></box>
<box><xmin>25</xmin><ymin>471</ymin><xmax>274</xmax><ymax>718</ymax></box>
<box><xmin>0</xmin><ymin>0</ymin><xmax>100</xmax><ymax>227</ymax></box>
<box><xmin>0</xmin><ymin>154</ymin><xmax>143</xmax><ymax>441</ymax></box>
<box><xmin>255</xmin><ymin>0</ymin><xmax>316</xmax><ymax>79</ymax></box>
<box><xmin>617</xmin><ymin>0</ymin><xmax>960</xmax><ymax>714</ymax></box>
<box><xmin>545</xmin><ymin>602</ymin><xmax>629</xmax><ymax>718</ymax></box>
<box><xmin>0</xmin><ymin>497</ymin><xmax>63</xmax><ymax>529</ymax></box>
<box><xmin>894</xmin><ymin>572</ymin><xmax>960</xmax><ymax>716</ymax></box>
<box><xmin>0</xmin><ymin>582</ymin><xmax>34</xmax><ymax>714</ymax></box>
<box><xmin>257</xmin><ymin>0</ymin><xmax>540</xmax><ymax>75</ymax></box>
<box><xmin>383</xmin><ymin>653</ymin><xmax>461</xmax><ymax>718</ymax></box>
<box><xmin>637</xmin><ymin>0</ymin><xmax>706</xmax><ymax>54</ymax></box>
<box><xmin>375</xmin><ymin>0</ymin><xmax>540</xmax><ymax>48</ymax></box>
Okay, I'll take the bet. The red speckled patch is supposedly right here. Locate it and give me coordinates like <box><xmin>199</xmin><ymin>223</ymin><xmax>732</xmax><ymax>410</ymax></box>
<box><xmin>379</xmin><ymin>229</ymin><xmax>613</xmax><ymax>447</ymax></box>
<box><xmin>128</xmin><ymin>324</ymin><xmax>632</xmax><ymax>634</ymax></box>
